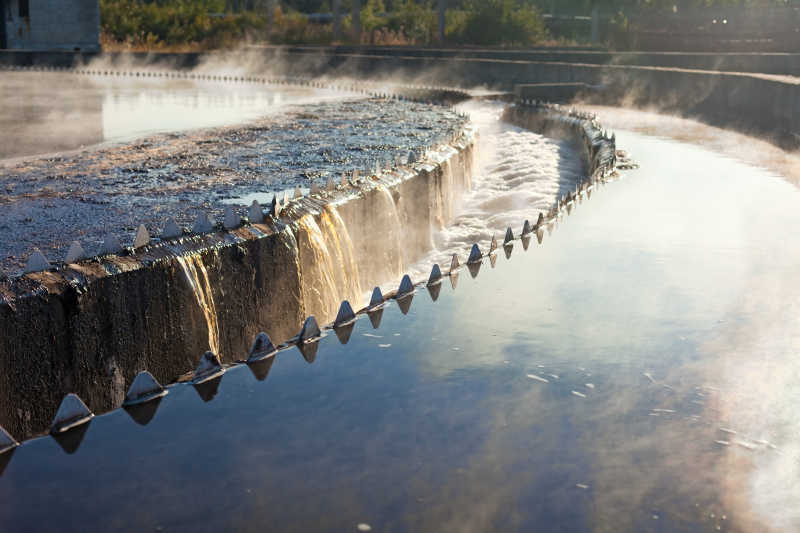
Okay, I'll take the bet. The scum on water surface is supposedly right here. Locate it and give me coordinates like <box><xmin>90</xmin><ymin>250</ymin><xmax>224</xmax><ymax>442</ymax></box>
<box><xmin>0</xmin><ymin>97</ymin><xmax>466</xmax><ymax>274</ymax></box>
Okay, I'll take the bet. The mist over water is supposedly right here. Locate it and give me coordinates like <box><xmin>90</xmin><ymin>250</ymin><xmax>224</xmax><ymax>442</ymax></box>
<box><xmin>0</xmin><ymin>71</ymin><xmax>356</xmax><ymax>160</ymax></box>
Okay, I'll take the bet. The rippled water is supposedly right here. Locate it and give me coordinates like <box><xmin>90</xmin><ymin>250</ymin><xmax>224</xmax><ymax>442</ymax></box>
<box><xmin>2</xmin><ymin>108</ymin><xmax>800</xmax><ymax>532</ymax></box>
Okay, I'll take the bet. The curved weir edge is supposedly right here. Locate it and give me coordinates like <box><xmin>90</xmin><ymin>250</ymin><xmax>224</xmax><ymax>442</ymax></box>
<box><xmin>0</xmin><ymin>121</ymin><xmax>476</xmax><ymax>439</ymax></box>
<box><xmin>0</xmin><ymin>98</ymin><xmax>617</xmax><ymax>443</ymax></box>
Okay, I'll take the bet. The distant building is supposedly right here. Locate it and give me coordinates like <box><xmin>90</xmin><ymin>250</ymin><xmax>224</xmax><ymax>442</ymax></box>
<box><xmin>1</xmin><ymin>0</ymin><xmax>100</xmax><ymax>51</ymax></box>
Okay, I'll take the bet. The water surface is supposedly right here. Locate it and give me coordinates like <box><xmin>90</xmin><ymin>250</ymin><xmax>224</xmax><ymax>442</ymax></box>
<box><xmin>2</xmin><ymin>117</ymin><xmax>799</xmax><ymax>532</ymax></box>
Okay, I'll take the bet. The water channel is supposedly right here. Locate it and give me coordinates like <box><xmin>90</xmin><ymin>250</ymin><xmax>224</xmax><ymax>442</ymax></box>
<box><xmin>2</xmin><ymin>100</ymin><xmax>798</xmax><ymax>532</ymax></box>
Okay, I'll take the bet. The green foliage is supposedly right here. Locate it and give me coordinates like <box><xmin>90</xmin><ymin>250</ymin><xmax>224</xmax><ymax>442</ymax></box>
<box><xmin>381</xmin><ymin>0</ymin><xmax>437</xmax><ymax>44</ymax></box>
<box><xmin>450</xmin><ymin>0</ymin><xmax>548</xmax><ymax>46</ymax></box>
<box><xmin>100</xmin><ymin>0</ymin><xmax>554</xmax><ymax>49</ymax></box>
<box><xmin>100</xmin><ymin>0</ymin><xmax>265</xmax><ymax>48</ymax></box>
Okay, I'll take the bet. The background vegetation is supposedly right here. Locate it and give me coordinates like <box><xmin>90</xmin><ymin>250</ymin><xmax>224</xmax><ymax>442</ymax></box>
<box><xmin>100</xmin><ymin>0</ymin><xmax>800</xmax><ymax>51</ymax></box>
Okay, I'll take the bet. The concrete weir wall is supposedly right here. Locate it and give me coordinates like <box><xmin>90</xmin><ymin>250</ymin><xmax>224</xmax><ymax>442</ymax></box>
<box><xmin>0</xmin><ymin>134</ymin><xmax>474</xmax><ymax>439</ymax></box>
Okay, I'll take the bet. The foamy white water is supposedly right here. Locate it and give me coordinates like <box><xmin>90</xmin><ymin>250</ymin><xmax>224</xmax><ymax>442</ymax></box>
<box><xmin>405</xmin><ymin>101</ymin><xmax>585</xmax><ymax>282</ymax></box>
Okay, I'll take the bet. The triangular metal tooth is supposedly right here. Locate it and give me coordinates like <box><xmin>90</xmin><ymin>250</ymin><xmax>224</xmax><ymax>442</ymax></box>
<box><xmin>503</xmin><ymin>227</ymin><xmax>514</xmax><ymax>246</ymax></box>
<box><xmin>536</xmin><ymin>213</ymin><xmax>545</xmax><ymax>227</ymax></box>
<box><xmin>102</xmin><ymin>234</ymin><xmax>122</xmax><ymax>255</ymax></box>
<box><xmin>283</xmin><ymin>190</ymin><xmax>290</xmax><ymax>205</ymax></box>
<box><xmin>193</xmin><ymin>212</ymin><xmax>214</xmax><ymax>234</ymax></box>
<box><xmin>193</xmin><ymin>350</ymin><xmax>225</xmax><ymax>384</ymax></box>
<box><xmin>293</xmin><ymin>186</ymin><xmax>302</xmax><ymax>199</ymax></box>
<box><xmin>450</xmin><ymin>254</ymin><xmax>460</xmax><ymax>272</ymax></box>
<box><xmin>0</xmin><ymin>425</ymin><xmax>18</xmax><ymax>454</ymax></box>
<box><xmin>24</xmin><ymin>248</ymin><xmax>52</xmax><ymax>274</ymax></box>
<box><xmin>65</xmin><ymin>241</ymin><xmax>86</xmax><ymax>264</ymax></box>
<box><xmin>327</xmin><ymin>176</ymin><xmax>335</xmax><ymax>191</ymax></box>
<box><xmin>248</xmin><ymin>200</ymin><xmax>264</xmax><ymax>224</ymax></box>
<box><xmin>522</xmin><ymin>220</ymin><xmax>532</xmax><ymax>236</ymax></box>
<box><xmin>133</xmin><ymin>224</ymin><xmax>150</xmax><ymax>248</ymax></box>
<box><xmin>124</xmin><ymin>371</ymin><xmax>167</xmax><ymax>406</ymax></box>
<box><xmin>334</xmin><ymin>300</ymin><xmax>356</xmax><ymax>327</ymax></box>
<box><xmin>50</xmin><ymin>393</ymin><xmax>94</xmax><ymax>434</ymax></box>
<box><xmin>352</xmin><ymin>169</ymin><xmax>359</xmax><ymax>183</ymax></box>
<box><xmin>248</xmin><ymin>332</ymin><xmax>277</xmax><ymax>362</ymax></box>
<box><xmin>407</xmin><ymin>150</ymin><xmax>417</xmax><ymax>164</ymax></box>
<box><xmin>489</xmin><ymin>235</ymin><xmax>498</xmax><ymax>255</ymax></box>
<box><xmin>162</xmin><ymin>218</ymin><xmax>182</xmax><ymax>239</ymax></box>
<box><xmin>299</xmin><ymin>315</ymin><xmax>321</xmax><ymax>343</ymax></box>
<box><xmin>223</xmin><ymin>206</ymin><xmax>241</xmax><ymax>230</ymax></box>
<box><xmin>310</xmin><ymin>181</ymin><xmax>320</xmax><ymax>195</ymax></box>
<box><xmin>271</xmin><ymin>195</ymin><xmax>282</xmax><ymax>217</ymax></box>
<box><xmin>467</xmin><ymin>243</ymin><xmax>482</xmax><ymax>264</ymax></box>
<box><xmin>397</xmin><ymin>274</ymin><xmax>414</xmax><ymax>297</ymax></box>
<box><xmin>428</xmin><ymin>264</ymin><xmax>443</xmax><ymax>285</ymax></box>
<box><xmin>369</xmin><ymin>286</ymin><xmax>384</xmax><ymax>308</ymax></box>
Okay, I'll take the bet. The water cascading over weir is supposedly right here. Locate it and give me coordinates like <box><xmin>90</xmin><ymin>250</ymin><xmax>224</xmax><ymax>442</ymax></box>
<box><xmin>0</xmin><ymin>127</ymin><xmax>475</xmax><ymax>439</ymax></box>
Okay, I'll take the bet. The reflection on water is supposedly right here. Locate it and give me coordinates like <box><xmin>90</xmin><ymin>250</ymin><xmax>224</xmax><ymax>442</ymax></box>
<box><xmin>0</xmin><ymin>72</ymin><xmax>352</xmax><ymax>160</ymax></box>
<box><xmin>1</xmin><ymin>122</ymin><xmax>800</xmax><ymax>532</ymax></box>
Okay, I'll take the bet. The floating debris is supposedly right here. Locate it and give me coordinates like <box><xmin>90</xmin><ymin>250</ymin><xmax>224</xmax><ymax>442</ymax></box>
<box><xmin>643</xmin><ymin>372</ymin><xmax>656</xmax><ymax>384</ymax></box>
<box><xmin>714</xmin><ymin>440</ymin><xmax>730</xmax><ymax>446</ymax></box>
<box><xmin>378</xmin><ymin>344</ymin><xmax>391</xmax><ymax>348</ymax></box>
<box><xmin>571</xmin><ymin>391</ymin><xmax>587</xmax><ymax>398</ymax></box>
<box><xmin>527</xmin><ymin>374</ymin><xmax>549</xmax><ymax>383</ymax></box>
<box><xmin>719</xmin><ymin>427</ymin><xmax>737</xmax><ymax>435</ymax></box>
<box><xmin>357</xmin><ymin>524</ymin><xmax>372</xmax><ymax>532</ymax></box>
<box><xmin>576</xmin><ymin>484</ymin><xmax>590</xmax><ymax>490</ymax></box>
<box><xmin>585</xmin><ymin>383</ymin><xmax>595</xmax><ymax>389</ymax></box>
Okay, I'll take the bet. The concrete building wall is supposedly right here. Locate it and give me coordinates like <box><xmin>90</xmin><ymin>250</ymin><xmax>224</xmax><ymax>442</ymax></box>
<box><xmin>3</xmin><ymin>0</ymin><xmax>99</xmax><ymax>51</ymax></box>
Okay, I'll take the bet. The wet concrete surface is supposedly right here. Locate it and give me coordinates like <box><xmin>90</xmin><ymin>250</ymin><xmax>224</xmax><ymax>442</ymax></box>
<box><xmin>0</xmin><ymin>96</ymin><xmax>465</xmax><ymax>274</ymax></box>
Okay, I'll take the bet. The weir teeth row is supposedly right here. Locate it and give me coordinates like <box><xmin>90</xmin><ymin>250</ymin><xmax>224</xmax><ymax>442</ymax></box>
<box><xmin>0</xmin><ymin>175</ymin><xmax>614</xmax><ymax>453</ymax></box>
<box><xmin>0</xmin><ymin>92</ymin><xmax>619</xmax><ymax>458</ymax></box>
